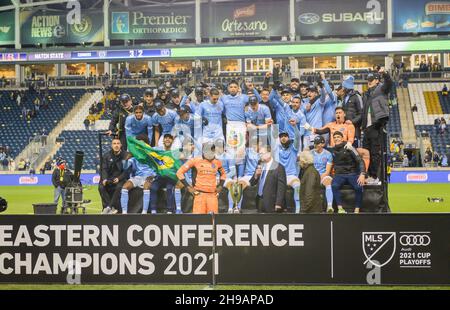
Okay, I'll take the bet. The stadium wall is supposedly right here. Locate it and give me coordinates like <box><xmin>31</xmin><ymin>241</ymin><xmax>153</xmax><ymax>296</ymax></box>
<box><xmin>2</xmin><ymin>171</ymin><xmax>450</xmax><ymax>186</ymax></box>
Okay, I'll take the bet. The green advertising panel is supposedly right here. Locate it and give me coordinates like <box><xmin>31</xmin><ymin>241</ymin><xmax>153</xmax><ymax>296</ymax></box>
<box><xmin>0</xmin><ymin>10</ymin><xmax>15</xmax><ymax>45</ymax></box>
<box><xmin>20</xmin><ymin>10</ymin><xmax>104</xmax><ymax>45</ymax></box>
<box><xmin>110</xmin><ymin>6</ymin><xmax>195</xmax><ymax>40</ymax></box>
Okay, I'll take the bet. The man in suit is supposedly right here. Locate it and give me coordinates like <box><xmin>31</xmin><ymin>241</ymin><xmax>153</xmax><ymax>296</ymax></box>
<box><xmin>250</xmin><ymin>146</ymin><xmax>287</xmax><ymax>213</ymax></box>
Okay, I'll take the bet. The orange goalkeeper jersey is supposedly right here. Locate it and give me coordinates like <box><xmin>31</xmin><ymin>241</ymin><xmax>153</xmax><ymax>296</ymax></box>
<box><xmin>176</xmin><ymin>157</ymin><xmax>226</xmax><ymax>193</ymax></box>
<box><xmin>315</xmin><ymin>121</ymin><xmax>355</xmax><ymax>147</ymax></box>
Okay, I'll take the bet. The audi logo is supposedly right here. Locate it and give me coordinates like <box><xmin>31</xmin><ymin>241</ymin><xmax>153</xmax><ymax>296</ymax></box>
<box><xmin>400</xmin><ymin>235</ymin><xmax>431</xmax><ymax>246</ymax></box>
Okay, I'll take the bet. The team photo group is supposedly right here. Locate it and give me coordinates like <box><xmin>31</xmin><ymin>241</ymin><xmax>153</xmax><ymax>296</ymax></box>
<box><xmin>93</xmin><ymin>68</ymin><xmax>391</xmax><ymax>216</ymax></box>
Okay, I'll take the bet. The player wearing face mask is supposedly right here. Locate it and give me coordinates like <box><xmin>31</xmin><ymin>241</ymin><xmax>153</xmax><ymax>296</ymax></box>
<box><xmin>176</xmin><ymin>142</ymin><xmax>227</xmax><ymax>214</ymax></box>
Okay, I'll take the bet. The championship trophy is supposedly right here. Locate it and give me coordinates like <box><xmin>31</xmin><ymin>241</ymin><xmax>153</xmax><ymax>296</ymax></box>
<box><xmin>229</xmin><ymin>181</ymin><xmax>243</xmax><ymax>214</ymax></box>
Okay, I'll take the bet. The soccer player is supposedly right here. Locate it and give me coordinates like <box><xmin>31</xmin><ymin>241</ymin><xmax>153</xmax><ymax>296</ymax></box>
<box><xmin>302</xmin><ymin>85</ymin><xmax>325</xmax><ymax>149</ymax></box>
<box><xmin>107</xmin><ymin>93</ymin><xmax>134</xmax><ymax>150</ymax></box>
<box><xmin>220</xmin><ymin>80</ymin><xmax>260</xmax><ymax>159</ymax></box>
<box><xmin>195</xmin><ymin>88</ymin><xmax>225</xmax><ymax>143</ymax></box>
<box><xmin>307</xmin><ymin>107</ymin><xmax>370</xmax><ymax>172</ymax></box>
<box><xmin>124</xmin><ymin>105</ymin><xmax>154</xmax><ymax>145</ymax></box>
<box><xmin>287</xmin><ymin>95</ymin><xmax>307</xmax><ymax>147</ymax></box>
<box><xmin>141</xmin><ymin>88</ymin><xmax>156</xmax><ymax>116</ymax></box>
<box><xmin>173</xmin><ymin>105</ymin><xmax>195</xmax><ymax>144</ymax></box>
<box><xmin>276</xmin><ymin>132</ymin><xmax>301</xmax><ymax>213</ymax></box>
<box><xmin>307</xmin><ymin>107</ymin><xmax>355</xmax><ymax>147</ymax></box>
<box><xmin>176</xmin><ymin>142</ymin><xmax>226</xmax><ymax>214</ymax></box>
<box><xmin>152</xmin><ymin>100</ymin><xmax>180</xmax><ymax>149</ymax></box>
<box><xmin>219</xmin><ymin>141</ymin><xmax>245</xmax><ymax>214</ymax></box>
<box><xmin>245</xmin><ymin>95</ymin><xmax>273</xmax><ymax>145</ymax></box>
<box><xmin>150</xmin><ymin>134</ymin><xmax>179</xmax><ymax>214</ymax></box>
<box><xmin>120</xmin><ymin>135</ymin><xmax>156</xmax><ymax>214</ymax></box>
<box><xmin>311</xmin><ymin>136</ymin><xmax>334</xmax><ymax>213</ymax></box>
<box><xmin>319</xmin><ymin>72</ymin><xmax>337</xmax><ymax>126</ymax></box>
<box><xmin>166</xmin><ymin>89</ymin><xmax>182</xmax><ymax>112</ymax></box>
<box><xmin>268</xmin><ymin>87</ymin><xmax>293</xmax><ymax>135</ymax></box>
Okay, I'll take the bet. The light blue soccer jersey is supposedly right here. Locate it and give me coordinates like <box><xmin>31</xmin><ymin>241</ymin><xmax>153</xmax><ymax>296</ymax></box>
<box><xmin>244</xmin><ymin>147</ymin><xmax>260</xmax><ymax>177</ymax></box>
<box><xmin>152</xmin><ymin>109</ymin><xmax>178</xmax><ymax>135</ymax></box>
<box><xmin>277</xmin><ymin>142</ymin><xmax>299</xmax><ymax>176</ymax></box>
<box><xmin>195</xmin><ymin>100</ymin><xmax>224</xmax><ymax>140</ymax></box>
<box><xmin>125</xmin><ymin>114</ymin><xmax>154</xmax><ymax>143</ymax></box>
<box><xmin>312</xmin><ymin>149</ymin><xmax>333</xmax><ymax>175</ymax></box>
<box><xmin>127</xmin><ymin>158</ymin><xmax>156</xmax><ymax>177</ymax></box>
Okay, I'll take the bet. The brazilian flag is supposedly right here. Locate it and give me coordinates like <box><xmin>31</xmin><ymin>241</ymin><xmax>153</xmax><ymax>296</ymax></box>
<box><xmin>127</xmin><ymin>137</ymin><xmax>181</xmax><ymax>181</ymax></box>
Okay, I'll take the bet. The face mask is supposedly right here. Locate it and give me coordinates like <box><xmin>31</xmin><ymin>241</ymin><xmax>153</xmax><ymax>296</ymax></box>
<box><xmin>204</xmin><ymin>153</ymin><xmax>215</xmax><ymax>161</ymax></box>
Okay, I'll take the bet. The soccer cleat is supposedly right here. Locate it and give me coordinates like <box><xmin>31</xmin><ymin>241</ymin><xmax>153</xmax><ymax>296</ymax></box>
<box><xmin>151</xmin><ymin>210</ymin><xmax>157</xmax><ymax>214</ymax></box>
<box><xmin>176</xmin><ymin>209</ymin><xmax>183</xmax><ymax>214</ymax></box>
<box><xmin>110</xmin><ymin>208</ymin><xmax>118</xmax><ymax>215</ymax></box>
<box><xmin>166</xmin><ymin>211</ymin><xmax>173</xmax><ymax>214</ymax></box>
<box><xmin>102</xmin><ymin>206</ymin><xmax>111</xmax><ymax>214</ymax></box>
<box><xmin>337</xmin><ymin>208</ymin><xmax>347</xmax><ymax>214</ymax></box>
<box><xmin>233</xmin><ymin>208</ymin><xmax>241</xmax><ymax>214</ymax></box>
<box><xmin>227</xmin><ymin>208</ymin><xmax>233</xmax><ymax>214</ymax></box>
<box><xmin>326</xmin><ymin>207</ymin><xmax>334</xmax><ymax>213</ymax></box>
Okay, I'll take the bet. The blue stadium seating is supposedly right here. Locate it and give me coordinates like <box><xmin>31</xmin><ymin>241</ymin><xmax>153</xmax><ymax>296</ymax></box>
<box><xmin>387</xmin><ymin>104</ymin><xmax>401</xmax><ymax>134</ymax></box>
<box><xmin>0</xmin><ymin>89</ymin><xmax>85</xmax><ymax>158</ymax></box>
<box><xmin>54</xmin><ymin>130</ymin><xmax>112</xmax><ymax>170</ymax></box>
<box><xmin>437</xmin><ymin>92</ymin><xmax>450</xmax><ymax>114</ymax></box>
<box><xmin>416</xmin><ymin>125</ymin><xmax>450</xmax><ymax>154</ymax></box>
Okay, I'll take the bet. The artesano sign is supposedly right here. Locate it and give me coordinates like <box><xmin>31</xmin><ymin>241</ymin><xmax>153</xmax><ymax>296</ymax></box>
<box><xmin>110</xmin><ymin>7</ymin><xmax>195</xmax><ymax>40</ymax></box>
<box><xmin>202</xmin><ymin>1</ymin><xmax>289</xmax><ymax>38</ymax></box>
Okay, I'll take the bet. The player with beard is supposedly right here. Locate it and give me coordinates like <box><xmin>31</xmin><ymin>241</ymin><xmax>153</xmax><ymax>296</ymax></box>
<box><xmin>289</xmin><ymin>77</ymin><xmax>301</xmax><ymax>96</ymax></box>
<box><xmin>124</xmin><ymin>105</ymin><xmax>154</xmax><ymax>145</ymax></box>
<box><xmin>195</xmin><ymin>88</ymin><xmax>225</xmax><ymax>143</ymax></box>
<box><xmin>329</xmin><ymin>131</ymin><xmax>366</xmax><ymax>214</ymax></box>
<box><xmin>156</xmin><ymin>85</ymin><xmax>169</xmax><ymax>104</ymax></box>
<box><xmin>299</xmin><ymin>82</ymin><xmax>310</xmax><ymax>105</ymax></box>
<box><xmin>306</xmin><ymin>107</ymin><xmax>370</xmax><ymax>172</ymax></box>
<box><xmin>287</xmin><ymin>95</ymin><xmax>307</xmax><ymax>148</ymax></box>
<box><xmin>181</xmin><ymin>86</ymin><xmax>205</xmax><ymax>114</ymax></box>
<box><xmin>276</xmin><ymin>131</ymin><xmax>302</xmax><ymax>213</ymax></box>
<box><xmin>140</xmin><ymin>88</ymin><xmax>156</xmax><ymax>117</ymax></box>
<box><xmin>150</xmin><ymin>134</ymin><xmax>180</xmax><ymax>214</ymax></box>
<box><xmin>311</xmin><ymin>136</ymin><xmax>334</xmax><ymax>213</ymax></box>
<box><xmin>152</xmin><ymin>100</ymin><xmax>180</xmax><ymax>149</ymax></box>
<box><xmin>220</xmin><ymin>80</ymin><xmax>259</xmax><ymax>161</ymax></box>
<box><xmin>107</xmin><ymin>93</ymin><xmax>134</xmax><ymax>151</ymax></box>
<box><xmin>166</xmin><ymin>89</ymin><xmax>183</xmax><ymax>112</ymax></box>
<box><xmin>120</xmin><ymin>134</ymin><xmax>156</xmax><ymax>214</ymax></box>
<box><xmin>302</xmin><ymin>85</ymin><xmax>325</xmax><ymax>149</ymax></box>
<box><xmin>245</xmin><ymin>95</ymin><xmax>273</xmax><ymax>145</ymax></box>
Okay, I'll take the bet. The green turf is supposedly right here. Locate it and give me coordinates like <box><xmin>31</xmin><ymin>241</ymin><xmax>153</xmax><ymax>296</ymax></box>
<box><xmin>1</xmin><ymin>184</ymin><xmax>449</xmax><ymax>214</ymax></box>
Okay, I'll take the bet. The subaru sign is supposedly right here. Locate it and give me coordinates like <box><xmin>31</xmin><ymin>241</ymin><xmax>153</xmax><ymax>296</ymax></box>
<box><xmin>295</xmin><ymin>0</ymin><xmax>387</xmax><ymax>37</ymax></box>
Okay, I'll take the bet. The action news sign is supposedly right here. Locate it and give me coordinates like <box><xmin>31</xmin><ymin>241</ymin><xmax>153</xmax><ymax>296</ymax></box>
<box><xmin>202</xmin><ymin>1</ymin><xmax>289</xmax><ymax>38</ymax></box>
<box><xmin>296</xmin><ymin>0</ymin><xmax>387</xmax><ymax>37</ymax></box>
<box><xmin>0</xmin><ymin>214</ymin><xmax>448</xmax><ymax>285</ymax></box>
<box><xmin>20</xmin><ymin>10</ymin><xmax>104</xmax><ymax>45</ymax></box>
